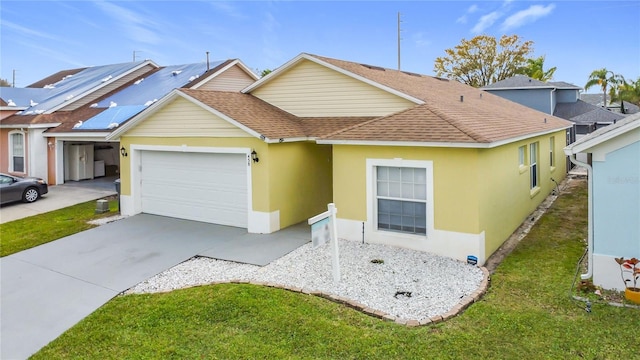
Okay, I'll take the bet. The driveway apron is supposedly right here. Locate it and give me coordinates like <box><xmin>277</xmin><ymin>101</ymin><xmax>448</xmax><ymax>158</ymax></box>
<box><xmin>1</xmin><ymin>214</ymin><xmax>309</xmax><ymax>359</ymax></box>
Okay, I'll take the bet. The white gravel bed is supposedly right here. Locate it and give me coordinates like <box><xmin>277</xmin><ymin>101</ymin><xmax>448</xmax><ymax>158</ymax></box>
<box><xmin>126</xmin><ymin>239</ymin><xmax>485</xmax><ymax>322</ymax></box>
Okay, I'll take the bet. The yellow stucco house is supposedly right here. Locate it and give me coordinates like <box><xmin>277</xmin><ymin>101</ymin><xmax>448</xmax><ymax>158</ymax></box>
<box><xmin>109</xmin><ymin>53</ymin><xmax>572</xmax><ymax>265</ymax></box>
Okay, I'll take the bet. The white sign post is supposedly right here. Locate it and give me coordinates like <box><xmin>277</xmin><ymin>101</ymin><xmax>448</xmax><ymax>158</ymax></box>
<box><xmin>308</xmin><ymin>203</ymin><xmax>340</xmax><ymax>283</ymax></box>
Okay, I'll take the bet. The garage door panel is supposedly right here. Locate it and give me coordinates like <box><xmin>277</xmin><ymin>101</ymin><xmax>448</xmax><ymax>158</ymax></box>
<box><xmin>140</xmin><ymin>151</ymin><xmax>248</xmax><ymax>228</ymax></box>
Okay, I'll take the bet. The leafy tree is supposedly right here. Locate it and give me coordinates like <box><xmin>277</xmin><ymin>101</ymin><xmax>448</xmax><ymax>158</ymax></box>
<box><xmin>258</xmin><ymin>69</ymin><xmax>272</xmax><ymax>78</ymax></box>
<box><xmin>609</xmin><ymin>77</ymin><xmax>640</xmax><ymax>108</ymax></box>
<box><xmin>0</xmin><ymin>78</ymin><xmax>11</xmax><ymax>87</ymax></box>
<box><xmin>518</xmin><ymin>56</ymin><xmax>557</xmax><ymax>81</ymax></box>
<box><xmin>434</xmin><ymin>34</ymin><xmax>534</xmax><ymax>87</ymax></box>
<box><xmin>584</xmin><ymin>68</ymin><xmax>624</xmax><ymax>107</ymax></box>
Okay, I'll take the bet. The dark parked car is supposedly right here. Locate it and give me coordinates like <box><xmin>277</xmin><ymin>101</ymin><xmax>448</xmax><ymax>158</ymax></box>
<box><xmin>0</xmin><ymin>173</ymin><xmax>48</xmax><ymax>205</ymax></box>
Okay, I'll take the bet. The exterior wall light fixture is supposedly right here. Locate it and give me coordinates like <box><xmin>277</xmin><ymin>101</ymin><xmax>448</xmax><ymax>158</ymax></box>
<box><xmin>251</xmin><ymin>150</ymin><xmax>259</xmax><ymax>163</ymax></box>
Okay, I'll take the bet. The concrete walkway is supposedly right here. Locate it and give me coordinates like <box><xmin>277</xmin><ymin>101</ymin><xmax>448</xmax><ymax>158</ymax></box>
<box><xmin>0</xmin><ymin>184</ymin><xmax>116</xmax><ymax>224</ymax></box>
<box><xmin>1</xmin><ymin>214</ymin><xmax>309</xmax><ymax>359</ymax></box>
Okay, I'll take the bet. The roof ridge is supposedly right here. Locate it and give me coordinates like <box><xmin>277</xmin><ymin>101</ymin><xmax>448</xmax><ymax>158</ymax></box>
<box><xmin>421</xmin><ymin>103</ymin><xmax>492</xmax><ymax>142</ymax></box>
<box><xmin>318</xmin><ymin>108</ymin><xmax>411</xmax><ymax>139</ymax></box>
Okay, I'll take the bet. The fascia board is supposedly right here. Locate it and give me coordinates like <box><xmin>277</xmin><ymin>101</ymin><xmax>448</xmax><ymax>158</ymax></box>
<box><xmin>318</xmin><ymin>127</ymin><xmax>572</xmax><ymax>149</ymax></box>
<box><xmin>0</xmin><ymin>123</ymin><xmax>60</xmax><ymax>129</ymax></box>
<box><xmin>241</xmin><ymin>53</ymin><xmax>308</xmax><ymax>93</ymax></box>
<box><xmin>264</xmin><ymin>136</ymin><xmax>311</xmax><ymax>143</ymax></box>
<box><xmin>483</xmin><ymin>86</ymin><xmax>555</xmax><ymax>91</ymax></box>
<box><xmin>44</xmin><ymin>132</ymin><xmax>111</xmax><ymax>139</ymax></box>
<box><xmin>565</xmin><ymin>119</ymin><xmax>640</xmax><ymax>155</ymax></box>
<box><xmin>0</xmin><ymin>107</ymin><xmax>27</xmax><ymax>111</ymax></box>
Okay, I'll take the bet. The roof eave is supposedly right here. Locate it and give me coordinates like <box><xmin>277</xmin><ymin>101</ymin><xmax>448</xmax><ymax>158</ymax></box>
<box><xmin>318</xmin><ymin>126</ymin><xmax>572</xmax><ymax>149</ymax></box>
<box><xmin>0</xmin><ymin>106</ymin><xmax>27</xmax><ymax>111</ymax></box>
<box><xmin>564</xmin><ymin>117</ymin><xmax>640</xmax><ymax>155</ymax></box>
<box><xmin>44</xmin><ymin>132</ymin><xmax>111</xmax><ymax>138</ymax></box>
<box><xmin>0</xmin><ymin>123</ymin><xmax>60</xmax><ymax>129</ymax></box>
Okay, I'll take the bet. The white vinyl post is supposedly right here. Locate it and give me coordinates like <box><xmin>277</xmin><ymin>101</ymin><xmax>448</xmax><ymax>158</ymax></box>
<box><xmin>328</xmin><ymin>203</ymin><xmax>340</xmax><ymax>283</ymax></box>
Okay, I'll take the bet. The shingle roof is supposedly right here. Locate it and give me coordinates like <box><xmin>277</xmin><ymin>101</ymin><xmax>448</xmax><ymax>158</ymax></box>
<box><xmin>554</xmin><ymin>100</ymin><xmax>625</xmax><ymax>124</ymax></box>
<box><xmin>548</xmin><ymin>81</ymin><xmax>581</xmax><ymax>89</ymax></box>
<box><xmin>304</xmin><ymin>55</ymin><xmax>571</xmax><ymax>144</ymax></box>
<box><xmin>482</xmin><ymin>75</ymin><xmax>552</xmax><ymax>89</ymax></box>
<box><xmin>580</xmin><ymin>93</ymin><xmax>607</xmax><ymax>107</ymax></box>
<box><xmin>566</xmin><ymin>112</ymin><xmax>640</xmax><ymax>153</ymax></box>
<box><xmin>179</xmin><ymin>89</ymin><xmax>373</xmax><ymax>140</ymax></box>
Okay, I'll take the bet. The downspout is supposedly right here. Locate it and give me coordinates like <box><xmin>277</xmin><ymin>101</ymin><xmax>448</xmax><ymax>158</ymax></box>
<box><xmin>568</xmin><ymin>153</ymin><xmax>593</xmax><ymax>279</ymax></box>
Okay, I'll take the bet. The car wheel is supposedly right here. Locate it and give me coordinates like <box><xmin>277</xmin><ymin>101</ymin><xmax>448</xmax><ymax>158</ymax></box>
<box><xmin>22</xmin><ymin>187</ymin><xmax>40</xmax><ymax>203</ymax></box>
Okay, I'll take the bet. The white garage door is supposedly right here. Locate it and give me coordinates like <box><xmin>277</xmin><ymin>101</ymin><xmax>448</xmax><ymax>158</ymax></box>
<box><xmin>140</xmin><ymin>150</ymin><xmax>248</xmax><ymax>227</ymax></box>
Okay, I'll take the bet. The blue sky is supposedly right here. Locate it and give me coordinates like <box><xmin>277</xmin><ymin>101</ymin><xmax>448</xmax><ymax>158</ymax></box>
<box><xmin>1</xmin><ymin>1</ymin><xmax>639</xmax><ymax>93</ymax></box>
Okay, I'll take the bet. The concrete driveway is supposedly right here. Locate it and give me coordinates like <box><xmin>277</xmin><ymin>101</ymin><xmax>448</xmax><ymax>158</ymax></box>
<box><xmin>1</xmin><ymin>214</ymin><xmax>310</xmax><ymax>359</ymax></box>
<box><xmin>0</xmin><ymin>184</ymin><xmax>116</xmax><ymax>224</ymax></box>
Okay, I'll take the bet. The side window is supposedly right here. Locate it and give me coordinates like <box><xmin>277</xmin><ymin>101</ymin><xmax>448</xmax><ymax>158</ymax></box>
<box><xmin>530</xmin><ymin>142</ymin><xmax>539</xmax><ymax>189</ymax></box>
<box><xmin>9</xmin><ymin>131</ymin><xmax>25</xmax><ymax>173</ymax></box>
<box><xmin>518</xmin><ymin>145</ymin><xmax>526</xmax><ymax>167</ymax></box>
<box><xmin>0</xmin><ymin>175</ymin><xmax>13</xmax><ymax>184</ymax></box>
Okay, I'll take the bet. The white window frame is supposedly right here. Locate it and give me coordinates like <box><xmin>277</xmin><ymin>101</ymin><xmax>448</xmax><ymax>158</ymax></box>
<box><xmin>366</xmin><ymin>159</ymin><xmax>434</xmax><ymax>238</ymax></box>
<box><xmin>530</xmin><ymin>142</ymin><xmax>539</xmax><ymax>190</ymax></box>
<box><xmin>8</xmin><ymin>130</ymin><xmax>26</xmax><ymax>173</ymax></box>
<box><xmin>518</xmin><ymin>145</ymin><xmax>527</xmax><ymax>173</ymax></box>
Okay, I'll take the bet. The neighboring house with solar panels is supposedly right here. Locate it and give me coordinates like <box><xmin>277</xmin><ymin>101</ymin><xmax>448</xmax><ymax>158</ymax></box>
<box><xmin>0</xmin><ymin>59</ymin><xmax>258</xmax><ymax>185</ymax></box>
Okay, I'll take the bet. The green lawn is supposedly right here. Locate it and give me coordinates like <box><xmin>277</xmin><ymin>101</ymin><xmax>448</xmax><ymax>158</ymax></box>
<box><xmin>0</xmin><ymin>198</ymin><xmax>118</xmax><ymax>257</ymax></box>
<box><xmin>29</xmin><ymin>180</ymin><xmax>640</xmax><ymax>358</ymax></box>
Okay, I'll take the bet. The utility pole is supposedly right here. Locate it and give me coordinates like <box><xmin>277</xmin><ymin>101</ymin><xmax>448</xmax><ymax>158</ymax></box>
<box><xmin>12</xmin><ymin>69</ymin><xmax>16</xmax><ymax>87</ymax></box>
<box><xmin>397</xmin><ymin>12</ymin><xmax>402</xmax><ymax>71</ymax></box>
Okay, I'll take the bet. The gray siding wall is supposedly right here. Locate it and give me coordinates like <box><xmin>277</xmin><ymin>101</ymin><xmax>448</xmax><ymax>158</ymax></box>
<box><xmin>556</xmin><ymin>89</ymin><xmax>579</xmax><ymax>103</ymax></box>
<box><xmin>485</xmin><ymin>88</ymin><xmax>552</xmax><ymax>114</ymax></box>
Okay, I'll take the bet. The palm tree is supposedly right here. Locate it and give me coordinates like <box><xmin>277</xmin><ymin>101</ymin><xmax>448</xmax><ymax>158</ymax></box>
<box><xmin>610</xmin><ymin>77</ymin><xmax>640</xmax><ymax>109</ymax></box>
<box><xmin>520</xmin><ymin>56</ymin><xmax>556</xmax><ymax>81</ymax></box>
<box><xmin>584</xmin><ymin>68</ymin><xmax>623</xmax><ymax>108</ymax></box>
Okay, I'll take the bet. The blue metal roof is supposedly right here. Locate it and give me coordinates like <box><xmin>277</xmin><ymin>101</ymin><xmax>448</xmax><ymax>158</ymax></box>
<box><xmin>76</xmin><ymin>105</ymin><xmax>147</xmax><ymax>130</ymax></box>
<box><xmin>17</xmin><ymin>61</ymin><xmax>150</xmax><ymax>115</ymax></box>
<box><xmin>0</xmin><ymin>87</ymin><xmax>52</xmax><ymax>108</ymax></box>
<box><xmin>95</xmin><ymin>62</ymin><xmax>216</xmax><ymax>108</ymax></box>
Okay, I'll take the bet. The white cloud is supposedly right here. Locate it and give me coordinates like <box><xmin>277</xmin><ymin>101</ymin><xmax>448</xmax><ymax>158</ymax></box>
<box><xmin>209</xmin><ymin>1</ymin><xmax>247</xmax><ymax>20</ymax></box>
<box><xmin>471</xmin><ymin>11</ymin><xmax>501</xmax><ymax>34</ymax></box>
<box><xmin>93</xmin><ymin>1</ymin><xmax>162</xmax><ymax>44</ymax></box>
<box><xmin>501</xmin><ymin>4</ymin><xmax>556</xmax><ymax>31</ymax></box>
<box><xmin>457</xmin><ymin>4</ymin><xmax>479</xmax><ymax>24</ymax></box>
<box><xmin>502</xmin><ymin>0</ymin><xmax>515</xmax><ymax>8</ymax></box>
<box><xmin>1</xmin><ymin>20</ymin><xmax>61</xmax><ymax>41</ymax></box>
